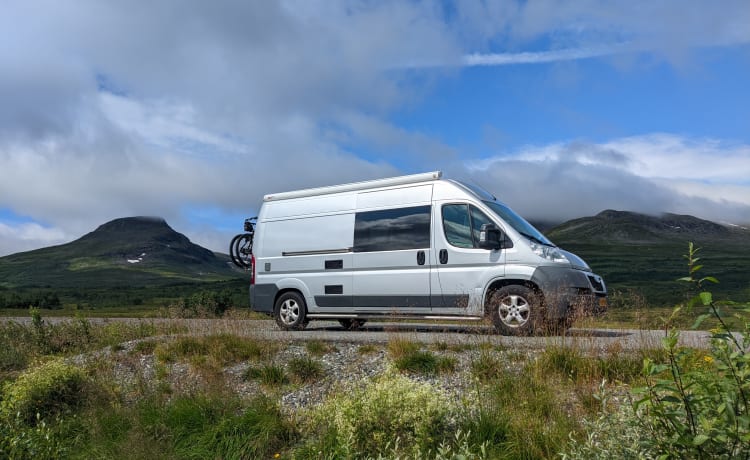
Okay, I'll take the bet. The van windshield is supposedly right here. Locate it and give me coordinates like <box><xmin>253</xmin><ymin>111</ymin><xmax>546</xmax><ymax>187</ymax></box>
<box><xmin>482</xmin><ymin>200</ymin><xmax>555</xmax><ymax>247</ymax></box>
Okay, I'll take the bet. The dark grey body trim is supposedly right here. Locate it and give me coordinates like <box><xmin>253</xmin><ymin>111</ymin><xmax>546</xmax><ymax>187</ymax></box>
<box><xmin>434</xmin><ymin>294</ymin><xmax>471</xmax><ymax>309</ymax></box>
<box><xmin>315</xmin><ymin>296</ymin><xmax>353</xmax><ymax>308</ymax></box>
<box><xmin>249</xmin><ymin>284</ymin><xmax>278</xmax><ymax>313</ymax></box>
<box><xmin>314</xmin><ymin>294</ymin><xmax>470</xmax><ymax>309</ymax></box>
<box><xmin>355</xmin><ymin>295</ymin><xmax>431</xmax><ymax>308</ymax></box>
<box><xmin>316</xmin><ymin>295</ymin><xmax>431</xmax><ymax>308</ymax></box>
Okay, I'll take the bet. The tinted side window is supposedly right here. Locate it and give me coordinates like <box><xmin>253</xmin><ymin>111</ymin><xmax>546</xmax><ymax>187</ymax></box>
<box><xmin>354</xmin><ymin>205</ymin><xmax>431</xmax><ymax>252</ymax></box>
<box><xmin>469</xmin><ymin>206</ymin><xmax>493</xmax><ymax>246</ymax></box>
<box><xmin>442</xmin><ymin>204</ymin><xmax>494</xmax><ymax>248</ymax></box>
<box><xmin>442</xmin><ymin>204</ymin><xmax>473</xmax><ymax>248</ymax></box>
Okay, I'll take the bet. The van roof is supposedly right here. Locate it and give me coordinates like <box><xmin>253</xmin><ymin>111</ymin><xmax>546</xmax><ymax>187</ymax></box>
<box><xmin>263</xmin><ymin>171</ymin><xmax>443</xmax><ymax>202</ymax></box>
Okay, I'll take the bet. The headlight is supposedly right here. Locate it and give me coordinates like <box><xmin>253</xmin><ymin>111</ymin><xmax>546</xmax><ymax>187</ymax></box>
<box><xmin>530</xmin><ymin>241</ymin><xmax>569</xmax><ymax>264</ymax></box>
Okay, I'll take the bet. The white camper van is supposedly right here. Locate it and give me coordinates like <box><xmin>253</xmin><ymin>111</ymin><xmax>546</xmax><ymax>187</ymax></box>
<box><xmin>249</xmin><ymin>171</ymin><xmax>606</xmax><ymax>335</ymax></box>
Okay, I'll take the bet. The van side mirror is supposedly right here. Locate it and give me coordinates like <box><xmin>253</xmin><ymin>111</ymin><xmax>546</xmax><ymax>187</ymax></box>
<box><xmin>478</xmin><ymin>224</ymin><xmax>503</xmax><ymax>250</ymax></box>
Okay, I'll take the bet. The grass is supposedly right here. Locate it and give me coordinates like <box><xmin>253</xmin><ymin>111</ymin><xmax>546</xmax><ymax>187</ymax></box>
<box><xmin>1</xmin><ymin>272</ymin><xmax>744</xmax><ymax>459</ymax></box>
<box><xmin>534</xmin><ymin>344</ymin><xmax>664</xmax><ymax>385</ymax></box>
<box><xmin>288</xmin><ymin>356</ymin><xmax>324</xmax><ymax>383</ymax></box>
<box><xmin>386</xmin><ymin>337</ymin><xmax>420</xmax><ymax>358</ymax></box>
<box><xmin>305</xmin><ymin>339</ymin><xmax>337</xmax><ymax>356</ymax></box>
<box><xmin>357</xmin><ymin>344</ymin><xmax>378</xmax><ymax>354</ymax></box>
<box><xmin>471</xmin><ymin>351</ymin><xmax>505</xmax><ymax>382</ymax></box>
<box><xmin>243</xmin><ymin>364</ymin><xmax>288</xmax><ymax>386</ymax></box>
<box><xmin>154</xmin><ymin>334</ymin><xmax>276</xmax><ymax>365</ymax></box>
<box><xmin>393</xmin><ymin>350</ymin><xmax>457</xmax><ymax>375</ymax></box>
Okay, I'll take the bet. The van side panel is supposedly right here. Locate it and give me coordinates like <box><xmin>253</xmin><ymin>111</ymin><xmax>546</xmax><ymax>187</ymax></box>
<box><xmin>255</xmin><ymin>212</ymin><xmax>355</xmax><ymax>313</ymax></box>
<box><xmin>260</xmin><ymin>214</ymin><xmax>354</xmax><ymax>256</ymax></box>
<box><xmin>264</xmin><ymin>194</ymin><xmax>355</xmax><ymax>219</ymax></box>
<box><xmin>356</xmin><ymin>184</ymin><xmax>433</xmax><ymax>209</ymax></box>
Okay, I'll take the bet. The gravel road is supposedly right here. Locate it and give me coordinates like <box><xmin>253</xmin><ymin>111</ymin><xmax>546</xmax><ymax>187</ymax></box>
<box><xmin>4</xmin><ymin>316</ymin><xmax>714</xmax><ymax>351</ymax></box>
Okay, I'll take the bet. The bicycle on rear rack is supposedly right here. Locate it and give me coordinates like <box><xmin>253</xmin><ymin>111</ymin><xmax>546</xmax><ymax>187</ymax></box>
<box><xmin>229</xmin><ymin>217</ymin><xmax>256</xmax><ymax>269</ymax></box>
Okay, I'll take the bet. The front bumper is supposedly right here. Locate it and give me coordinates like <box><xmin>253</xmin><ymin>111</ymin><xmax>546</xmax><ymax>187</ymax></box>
<box><xmin>531</xmin><ymin>266</ymin><xmax>607</xmax><ymax>319</ymax></box>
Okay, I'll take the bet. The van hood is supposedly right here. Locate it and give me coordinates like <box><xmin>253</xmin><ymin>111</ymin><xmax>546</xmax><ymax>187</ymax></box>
<box><xmin>560</xmin><ymin>249</ymin><xmax>591</xmax><ymax>272</ymax></box>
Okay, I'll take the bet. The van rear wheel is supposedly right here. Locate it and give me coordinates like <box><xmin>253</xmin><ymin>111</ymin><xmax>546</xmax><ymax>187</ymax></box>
<box><xmin>487</xmin><ymin>285</ymin><xmax>544</xmax><ymax>336</ymax></box>
<box><xmin>274</xmin><ymin>292</ymin><xmax>308</xmax><ymax>331</ymax></box>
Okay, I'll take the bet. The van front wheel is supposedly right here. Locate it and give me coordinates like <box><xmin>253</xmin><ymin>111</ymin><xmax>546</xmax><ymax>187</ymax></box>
<box><xmin>487</xmin><ymin>285</ymin><xmax>544</xmax><ymax>336</ymax></box>
<box><xmin>274</xmin><ymin>292</ymin><xmax>308</xmax><ymax>331</ymax></box>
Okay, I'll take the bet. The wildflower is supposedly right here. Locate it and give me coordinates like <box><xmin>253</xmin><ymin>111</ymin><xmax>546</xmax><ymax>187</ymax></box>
<box><xmin>274</xmin><ymin>454</ymin><xmax>280</xmax><ymax>459</ymax></box>
<box><xmin>703</xmin><ymin>355</ymin><xmax>713</xmax><ymax>364</ymax></box>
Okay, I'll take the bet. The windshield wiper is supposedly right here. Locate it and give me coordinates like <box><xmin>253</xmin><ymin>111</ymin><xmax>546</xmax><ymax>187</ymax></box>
<box><xmin>519</xmin><ymin>232</ymin><xmax>554</xmax><ymax>247</ymax></box>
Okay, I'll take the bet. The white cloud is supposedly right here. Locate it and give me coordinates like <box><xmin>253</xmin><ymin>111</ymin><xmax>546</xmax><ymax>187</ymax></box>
<box><xmin>1</xmin><ymin>1</ymin><xmax>750</xmax><ymax>257</ymax></box>
<box><xmin>0</xmin><ymin>222</ymin><xmax>68</xmax><ymax>256</ymax></box>
<box><xmin>463</xmin><ymin>44</ymin><xmax>630</xmax><ymax>66</ymax></box>
<box><xmin>464</xmin><ymin>134</ymin><xmax>750</xmax><ymax>223</ymax></box>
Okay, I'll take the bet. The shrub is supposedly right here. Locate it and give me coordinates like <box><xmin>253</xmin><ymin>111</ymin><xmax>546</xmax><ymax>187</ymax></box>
<box><xmin>1</xmin><ymin>360</ymin><xmax>86</xmax><ymax>425</ymax></box>
<box><xmin>632</xmin><ymin>243</ymin><xmax>750</xmax><ymax>458</ymax></box>
<box><xmin>302</xmin><ymin>372</ymin><xmax>455</xmax><ymax>458</ymax></box>
<box><xmin>170</xmin><ymin>290</ymin><xmax>233</xmax><ymax>318</ymax></box>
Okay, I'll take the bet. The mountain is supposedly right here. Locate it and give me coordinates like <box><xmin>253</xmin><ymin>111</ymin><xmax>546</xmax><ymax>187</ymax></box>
<box><xmin>545</xmin><ymin>210</ymin><xmax>750</xmax><ymax>305</ymax></box>
<box><xmin>547</xmin><ymin>210</ymin><xmax>734</xmax><ymax>244</ymax></box>
<box><xmin>0</xmin><ymin>217</ymin><xmax>241</xmax><ymax>289</ymax></box>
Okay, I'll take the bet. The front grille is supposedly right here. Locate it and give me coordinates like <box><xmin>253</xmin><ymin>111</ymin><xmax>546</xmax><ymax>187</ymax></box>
<box><xmin>587</xmin><ymin>275</ymin><xmax>604</xmax><ymax>292</ymax></box>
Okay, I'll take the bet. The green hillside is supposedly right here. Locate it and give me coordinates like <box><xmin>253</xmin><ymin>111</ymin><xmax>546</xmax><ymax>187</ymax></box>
<box><xmin>0</xmin><ymin>217</ymin><xmax>247</xmax><ymax>310</ymax></box>
<box><xmin>547</xmin><ymin>210</ymin><xmax>750</xmax><ymax>305</ymax></box>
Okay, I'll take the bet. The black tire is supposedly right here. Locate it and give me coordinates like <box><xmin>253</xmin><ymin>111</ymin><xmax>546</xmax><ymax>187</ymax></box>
<box><xmin>274</xmin><ymin>291</ymin><xmax>308</xmax><ymax>330</ymax></box>
<box><xmin>229</xmin><ymin>233</ymin><xmax>244</xmax><ymax>267</ymax></box>
<box><xmin>338</xmin><ymin>319</ymin><xmax>367</xmax><ymax>330</ymax></box>
<box><xmin>230</xmin><ymin>233</ymin><xmax>253</xmax><ymax>269</ymax></box>
<box><xmin>486</xmin><ymin>285</ymin><xmax>546</xmax><ymax>336</ymax></box>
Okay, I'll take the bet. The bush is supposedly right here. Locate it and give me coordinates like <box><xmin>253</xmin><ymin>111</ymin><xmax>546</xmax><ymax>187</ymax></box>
<box><xmin>1</xmin><ymin>360</ymin><xmax>87</xmax><ymax>425</ymax></box>
<box><xmin>564</xmin><ymin>242</ymin><xmax>750</xmax><ymax>458</ymax></box>
<box><xmin>170</xmin><ymin>290</ymin><xmax>233</xmax><ymax>317</ymax></box>
<box><xmin>632</xmin><ymin>243</ymin><xmax>750</xmax><ymax>458</ymax></box>
<box><xmin>301</xmin><ymin>372</ymin><xmax>455</xmax><ymax>458</ymax></box>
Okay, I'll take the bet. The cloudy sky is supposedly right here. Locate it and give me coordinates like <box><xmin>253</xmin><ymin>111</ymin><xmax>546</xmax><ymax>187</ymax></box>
<box><xmin>1</xmin><ymin>0</ymin><xmax>749</xmax><ymax>256</ymax></box>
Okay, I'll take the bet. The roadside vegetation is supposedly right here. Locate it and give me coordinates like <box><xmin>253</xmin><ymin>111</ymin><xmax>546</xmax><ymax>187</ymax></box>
<box><xmin>1</xmin><ymin>243</ymin><xmax>748</xmax><ymax>458</ymax></box>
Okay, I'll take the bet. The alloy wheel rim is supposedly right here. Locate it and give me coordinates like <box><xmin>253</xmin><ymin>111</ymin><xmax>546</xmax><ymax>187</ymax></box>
<box><xmin>498</xmin><ymin>294</ymin><xmax>530</xmax><ymax>328</ymax></box>
<box><xmin>280</xmin><ymin>299</ymin><xmax>299</xmax><ymax>324</ymax></box>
